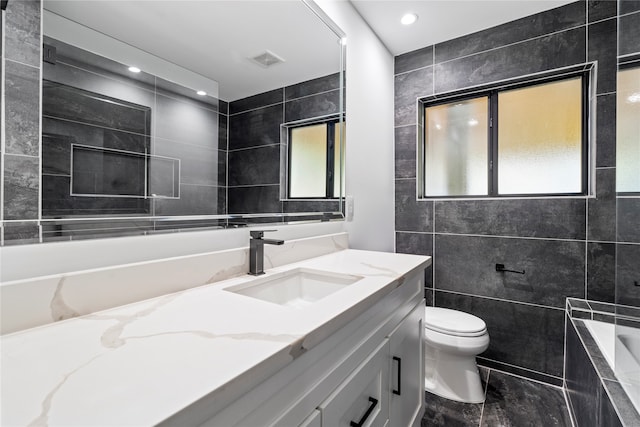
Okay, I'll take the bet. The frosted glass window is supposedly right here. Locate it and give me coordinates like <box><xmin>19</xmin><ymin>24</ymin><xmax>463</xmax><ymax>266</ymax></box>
<box><xmin>290</xmin><ymin>124</ymin><xmax>327</xmax><ymax>198</ymax></box>
<box><xmin>422</xmin><ymin>72</ymin><xmax>587</xmax><ymax>198</ymax></box>
<box><xmin>424</xmin><ymin>97</ymin><xmax>489</xmax><ymax>196</ymax></box>
<box><xmin>617</xmin><ymin>67</ymin><xmax>640</xmax><ymax>193</ymax></box>
<box><xmin>498</xmin><ymin>78</ymin><xmax>583</xmax><ymax>195</ymax></box>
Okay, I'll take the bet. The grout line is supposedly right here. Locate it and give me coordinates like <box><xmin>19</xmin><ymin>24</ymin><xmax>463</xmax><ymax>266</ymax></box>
<box><xmin>433</xmin><ymin>231</ymin><xmax>587</xmax><ymax>244</ymax></box>
<box><xmin>478</xmin><ymin>368</ymin><xmax>490</xmax><ymax>426</ymax></box>
<box><xmin>477</xmin><ymin>360</ymin><xmax>564</xmax><ymax>388</ymax></box>
<box><xmin>227</xmin><ymin>143</ymin><xmax>281</xmax><ymax>153</ymax></box>
<box><xmin>436</xmin><ymin>289</ymin><xmax>566</xmax><ymax>311</ymax></box>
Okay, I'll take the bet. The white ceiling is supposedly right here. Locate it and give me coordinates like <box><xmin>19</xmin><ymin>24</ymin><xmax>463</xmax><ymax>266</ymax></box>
<box><xmin>43</xmin><ymin>1</ymin><xmax>575</xmax><ymax>102</ymax></box>
<box><xmin>43</xmin><ymin>1</ymin><xmax>342</xmax><ymax>102</ymax></box>
<box><xmin>350</xmin><ymin>0</ymin><xmax>575</xmax><ymax>56</ymax></box>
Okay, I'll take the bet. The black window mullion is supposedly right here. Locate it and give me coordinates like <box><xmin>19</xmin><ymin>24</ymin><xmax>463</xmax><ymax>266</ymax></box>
<box><xmin>489</xmin><ymin>92</ymin><xmax>499</xmax><ymax>197</ymax></box>
<box><xmin>326</xmin><ymin>122</ymin><xmax>336</xmax><ymax>199</ymax></box>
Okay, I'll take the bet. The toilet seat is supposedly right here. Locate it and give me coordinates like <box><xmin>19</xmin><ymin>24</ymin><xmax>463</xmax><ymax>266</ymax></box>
<box><xmin>425</xmin><ymin>307</ymin><xmax>487</xmax><ymax>337</ymax></box>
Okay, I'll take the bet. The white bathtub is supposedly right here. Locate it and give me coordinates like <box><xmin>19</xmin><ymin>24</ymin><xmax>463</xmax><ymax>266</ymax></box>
<box><xmin>583</xmin><ymin>319</ymin><xmax>640</xmax><ymax>416</ymax></box>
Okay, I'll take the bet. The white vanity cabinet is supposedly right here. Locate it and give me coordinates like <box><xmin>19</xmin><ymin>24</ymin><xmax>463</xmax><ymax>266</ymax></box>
<box><xmin>187</xmin><ymin>268</ymin><xmax>426</xmax><ymax>427</ymax></box>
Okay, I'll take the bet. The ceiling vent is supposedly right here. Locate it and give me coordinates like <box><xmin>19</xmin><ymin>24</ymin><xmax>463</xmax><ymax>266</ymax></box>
<box><xmin>249</xmin><ymin>50</ymin><xmax>285</xmax><ymax>68</ymax></box>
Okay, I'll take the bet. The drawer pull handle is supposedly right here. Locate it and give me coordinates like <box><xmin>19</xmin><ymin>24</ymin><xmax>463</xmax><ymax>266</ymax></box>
<box><xmin>349</xmin><ymin>396</ymin><xmax>378</xmax><ymax>427</ymax></box>
<box><xmin>392</xmin><ymin>356</ymin><xmax>402</xmax><ymax>395</ymax></box>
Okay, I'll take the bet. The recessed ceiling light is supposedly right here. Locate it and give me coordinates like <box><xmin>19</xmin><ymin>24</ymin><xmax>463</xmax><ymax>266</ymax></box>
<box><xmin>196</xmin><ymin>90</ymin><xmax>207</xmax><ymax>96</ymax></box>
<box><xmin>468</xmin><ymin>119</ymin><xmax>479</xmax><ymax>126</ymax></box>
<box><xmin>128</xmin><ymin>66</ymin><xmax>141</xmax><ymax>73</ymax></box>
<box><xmin>340</xmin><ymin>37</ymin><xmax>347</xmax><ymax>46</ymax></box>
<box><xmin>401</xmin><ymin>13</ymin><xmax>418</xmax><ymax>26</ymax></box>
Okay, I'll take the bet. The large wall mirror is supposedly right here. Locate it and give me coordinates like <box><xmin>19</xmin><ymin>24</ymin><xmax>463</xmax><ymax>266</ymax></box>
<box><xmin>8</xmin><ymin>0</ymin><xmax>346</xmax><ymax>243</ymax></box>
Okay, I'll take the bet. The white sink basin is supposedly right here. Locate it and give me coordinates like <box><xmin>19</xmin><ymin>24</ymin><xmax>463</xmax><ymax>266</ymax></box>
<box><xmin>224</xmin><ymin>268</ymin><xmax>362</xmax><ymax>308</ymax></box>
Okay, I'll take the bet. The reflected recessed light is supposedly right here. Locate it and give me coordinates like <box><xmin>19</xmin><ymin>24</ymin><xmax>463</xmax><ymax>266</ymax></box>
<box><xmin>435</xmin><ymin>124</ymin><xmax>442</xmax><ymax>130</ymax></box>
<box><xmin>401</xmin><ymin>13</ymin><xmax>418</xmax><ymax>25</ymax></box>
<box><xmin>196</xmin><ymin>90</ymin><xmax>207</xmax><ymax>96</ymax></box>
<box><xmin>628</xmin><ymin>92</ymin><xmax>640</xmax><ymax>103</ymax></box>
<box><xmin>128</xmin><ymin>66</ymin><xmax>141</xmax><ymax>73</ymax></box>
<box><xmin>468</xmin><ymin>119</ymin><xmax>479</xmax><ymax>126</ymax></box>
<box><xmin>340</xmin><ymin>37</ymin><xmax>347</xmax><ymax>46</ymax></box>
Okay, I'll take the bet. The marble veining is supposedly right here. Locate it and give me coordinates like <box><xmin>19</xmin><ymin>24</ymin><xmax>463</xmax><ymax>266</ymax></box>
<box><xmin>50</xmin><ymin>277</ymin><xmax>80</xmax><ymax>322</ymax></box>
<box><xmin>0</xmin><ymin>249</ymin><xmax>431</xmax><ymax>426</ymax></box>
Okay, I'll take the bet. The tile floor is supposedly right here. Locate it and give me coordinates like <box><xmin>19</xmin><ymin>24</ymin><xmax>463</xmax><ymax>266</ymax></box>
<box><xmin>422</xmin><ymin>367</ymin><xmax>573</xmax><ymax>426</ymax></box>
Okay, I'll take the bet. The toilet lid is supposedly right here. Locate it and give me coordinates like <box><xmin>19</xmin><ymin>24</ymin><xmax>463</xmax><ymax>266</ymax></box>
<box><xmin>424</xmin><ymin>307</ymin><xmax>487</xmax><ymax>337</ymax></box>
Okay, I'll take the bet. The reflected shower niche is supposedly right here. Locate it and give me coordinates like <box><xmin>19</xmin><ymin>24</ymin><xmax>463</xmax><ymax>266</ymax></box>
<box><xmin>43</xmin><ymin>80</ymin><xmax>181</xmax><ymax>218</ymax></box>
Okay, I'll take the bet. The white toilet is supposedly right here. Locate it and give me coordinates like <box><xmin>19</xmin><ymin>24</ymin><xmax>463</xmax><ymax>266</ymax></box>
<box><xmin>423</xmin><ymin>307</ymin><xmax>490</xmax><ymax>403</ymax></box>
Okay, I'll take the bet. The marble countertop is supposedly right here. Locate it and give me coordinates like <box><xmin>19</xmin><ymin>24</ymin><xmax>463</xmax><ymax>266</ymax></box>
<box><xmin>1</xmin><ymin>249</ymin><xmax>430</xmax><ymax>426</ymax></box>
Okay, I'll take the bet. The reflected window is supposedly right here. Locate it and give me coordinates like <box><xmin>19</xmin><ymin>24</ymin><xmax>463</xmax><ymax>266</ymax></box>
<box><xmin>288</xmin><ymin>119</ymin><xmax>345</xmax><ymax>198</ymax></box>
<box><xmin>422</xmin><ymin>74</ymin><xmax>587</xmax><ymax>197</ymax></box>
<box><xmin>617</xmin><ymin>65</ymin><xmax>640</xmax><ymax>193</ymax></box>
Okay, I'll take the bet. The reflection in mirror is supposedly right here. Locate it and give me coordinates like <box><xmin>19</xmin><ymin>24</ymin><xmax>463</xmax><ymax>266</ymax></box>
<box><xmin>4</xmin><ymin>0</ymin><xmax>346</xmax><ymax>244</ymax></box>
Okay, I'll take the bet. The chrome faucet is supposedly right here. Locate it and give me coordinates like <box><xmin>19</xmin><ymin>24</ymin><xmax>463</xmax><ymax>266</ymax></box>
<box><xmin>249</xmin><ymin>230</ymin><xmax>284</xmax><ymax>275</ymax></box>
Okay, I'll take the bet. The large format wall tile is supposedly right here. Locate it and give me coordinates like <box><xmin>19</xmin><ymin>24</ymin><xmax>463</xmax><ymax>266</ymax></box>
<box><xmin>587</xmin><ymin>242</ymin><xmax>615</xmax><ymax>303</ymax></box>
<box><xmin>3</xmin><ymin>155</ymin><xmax>39</xmax><ymax>220</ymax></box>
<box><xmin>396</xmin><ymin>231</ymin><xmax>433</xmax><ymax>288</ymax></box>
<box><xmin>619</xmin><ymin>11</ymin><xmax>640</xmax><ymax>56</ymax></box>
<box><xmin>616</xmin><ymin>244</ymin><xmax>640</xmax><ymax>307</ymax></box>
<box><xmin>435</xmin><ymin>198</ymin><xmax>586</xmax><ymax>240</ymax></box>
<box><xmin>229</xmin><ymin>88</ymin><xmax>283</xmax><ymax>115</ymax></box>
<box><xmin>434</xmin><ymin>1</ymin><xmax>585</xmax><ymax>64</ymax></box>
<box><xmin>588</xmin><ymin>0</ymin><xmax>618</xmax><ymax>22</ymax></box>
<box><xmin>2</xmin><ymin>221</ymin><xmax>40</xmax><ymax>245</ymax></box>
<box><xmin>435</xmin><ymin>234</ymin><xmax>585</xmax><ymax>307</ymax></box>
<box><xmin>620</xmin><ymin>0</ymin><xmax>640</xmax><ymax>14</ymax></box>
<box><xmin>395</xmin><ymin>125</ymin><xmax>417</xmax><ymax>179</ymax></box>
<box><xmin>285</xmin><ymin>73</ymin><xmax>341</xmax><ymax>100</ymax></box>
<box><xmin>4</xmin><ymin>0</ymin><xmax>41</xmax><ymax>67</ymax></box>
<box><xmin>228</xmin><ymin>104</ymin><xmax>283</xmax><ymax>150</ymax></box>
<box><xmin>394</xmin><ymin>46</ymin><xmax>433</xmax><ymax>75</ymax></box>
<box><xmin>588</xmin><ymin>168</ymin><xmax>616</xmax><ymax>242</ymax></box>
<box><xmin>5</xmin><ymin>60</ymin><xmax>40</xmax><ymax>156</ymax></box>
<box><xmin>395</xmin><ymin>179</ymin><xmax>433</xmax><ymax>232</ymax></box>
<box><xmin>228</xmin><ymin>146</ymin><xmax>280</xmax><ymax>186</ymax></box>
<box><xmin>227</xmin><ymin>185</ymin><xmax>282</xmax><ymax>214</ymax></box>
<box><xmin>565</xmin><ymin>319</ymin><xmax>601</xmax><ymax>427</ymax></box>
<box><xmin>588</xmin><ymin>18</ymin><xmax>617</xmax><ymax>95</ymax></box>
<box><xmin>617</xmin><ymin>197</ymin><xmax>640</xmax><ymax>243</ymax></box>
<box><xmin>434</xmin><ymin>27</ymin><xmax>586</xmax><ymax>93</ymax></box>
<box><xmin>436</xmin><ymin>291</ymin><xmax>565</xmax><ymax>378</ymax></box>
<box><xmin>596</xmin><ymin>94</ymin><xmax>616</xmax><ymax>168</ymax></box>
<box><xmin>394</xmin><ymin>67</ymin><xmax>433</xmax><ymax>127</ymax></box>
<box><xmin>284</xmin><ymin>89</ymin><xmax>341</xmax><ymax>122</ymax></box>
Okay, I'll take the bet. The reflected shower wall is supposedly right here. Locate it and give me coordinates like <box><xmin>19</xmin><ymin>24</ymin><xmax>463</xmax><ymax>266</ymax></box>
<box><xmin>41</xmin><ymin>37</ymin><xmax>224</xmax><ymax>226</ymax></box>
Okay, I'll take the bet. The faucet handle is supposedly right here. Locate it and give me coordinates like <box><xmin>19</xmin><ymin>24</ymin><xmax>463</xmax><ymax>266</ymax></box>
<box><xmin>250</xmin><ymin>229</ymin><xmax>278</xmax><ymax>239</ymax></box>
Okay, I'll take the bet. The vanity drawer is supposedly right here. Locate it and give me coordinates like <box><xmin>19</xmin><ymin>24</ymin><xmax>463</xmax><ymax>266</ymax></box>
<box><xmin>318</xmin><ymin>340</ymin><xmax>389</xmax><ymax>427</ymax></box>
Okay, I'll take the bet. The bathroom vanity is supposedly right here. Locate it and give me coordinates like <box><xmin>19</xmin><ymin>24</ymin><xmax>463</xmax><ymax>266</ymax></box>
<box><xmin>0</xmin><ymin>249</ymin><xmax>430</xmax><ymax>427</ymax></box>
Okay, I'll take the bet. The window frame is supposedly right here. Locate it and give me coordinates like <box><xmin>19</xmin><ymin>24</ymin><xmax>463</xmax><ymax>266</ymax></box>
<box><xmin>285</xmin><ymin>117</ymin><xmax>343</xmax><ymax>200</ymax></box>
<box><xmin>419</xmin><ymin>67</ymin><xmax>592</xmax><ymax>199</ymax></box>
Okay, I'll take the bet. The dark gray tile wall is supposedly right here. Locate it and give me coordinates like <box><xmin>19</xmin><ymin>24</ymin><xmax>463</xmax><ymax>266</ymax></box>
<box><xmin>2</xmin><ymin>0</ymin><xmax>42</xmax><ymax>244</ymax></box>
<box><xmin>227</xmin><ymin>73</ymin><xmax>342</xmax><ymax>215</ymax></box>
<box><xmin>565</xmin><ymin>317</ymin><xmax>637</xmax><ymax>426</ymax></box>
<box><xmin>394</xmin><ymin>0</ymin><xmax>639</xmax><ymax>386</ymax></box>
